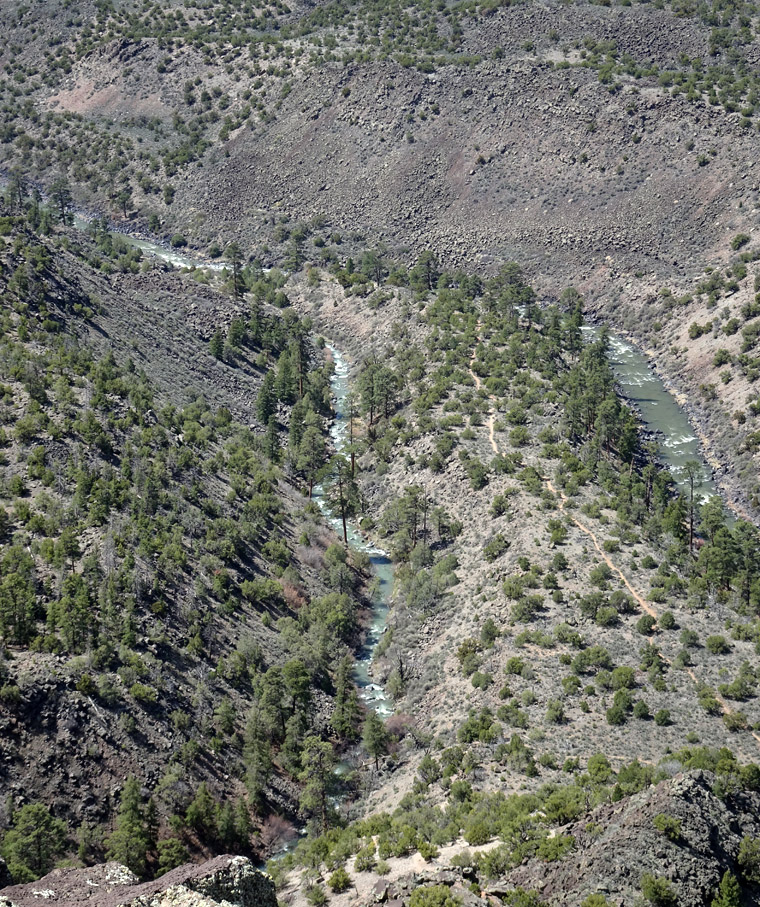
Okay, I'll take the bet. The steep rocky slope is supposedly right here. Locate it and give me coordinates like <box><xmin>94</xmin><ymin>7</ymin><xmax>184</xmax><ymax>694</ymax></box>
<box><xmin>0</xmin><ymin>215</ymin><xmax>375</xmax><ymax>876</ymax></box>
<box><xmin>2</xmin><ymin>0</ymin><xmax>759</xmax><ymax>516</ymax></box>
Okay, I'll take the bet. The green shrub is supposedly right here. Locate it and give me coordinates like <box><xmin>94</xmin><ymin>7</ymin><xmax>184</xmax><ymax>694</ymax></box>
<box><xmin>306</xmin><ymin>884</ymin><xmax>327</xmax><ymax>906</ymax></box>
<box><xmin>654</xmin><ymin>709</ymin><xmax>671</xmax><ymax>727</ymax></box>
<box><xmin>546</xmin><ymin>699</ymin><xmax>565</xmax><ymax>724</ymax></box>
<box><xmin>328</xmin><ymin>867</ymin><xmax>352</xmax><ymax>892</ymax></box>
<box><xmin>633</xmin><ymin>700</ymin><xmax>650</xmax><ymax>720</ymax></box>
<box><xmin>653</xmin><ymin>813</ymin><xmax>681</xmax><ymax>841</ymax></box>
<box><xmin>640</xmin><ymin>873</ymin><xmax>678</xmax><ymax>906</ymax></box>
<box><xmin>706</xmin><ymin>635</ymin><xmax>730</xmax><ymax>655</ymax></box>
<box><xmin>463</xmin><ymin>819</ymin><xmax>491</xmax><ymax>846</ymax></box>
<box><xmin>606</xmin><ymin>704</ymin><xmax>627</xmax><ymax>725</ymax></box>
<box><xmin>724</xmin><ymin>711</ymin><xmax>748</xmax><ymax>732</ymax></box>
<box><xmin>737</xmin><ymin>835</ymin><xmax>760</xmax><ymax>883</ymax></box>
<box><xmin>483</xmin><ymin>534</ymin><xmax>510</xmax><ymax>562</ymax></box>
<box><xmin>354</xmin><ymin>843</ymin><xmax>376</xmax><ymax>872</ymax></box>
<box><xmin>409</xmin><ymin>886</ymin><xmax>462</xmax><ymax>907</ymax></box>
<box><xmin>471</xmin><ymin>671</ymin><xmax>493</xmax><ymax>689</ymax></box>
<box><xmin>418</xmin><ymin>840</ymin><xmax>439</xmax><ymax>861</ymax></box>
<box><xmin>611</xmin><ymin>666</ymin><xmax>636</xmax><ymax>690</ymax></box>
<box><xmin>637</xmin><ymin>615</ymin><xmax>656</xmax><ymax>635</ymax></box>
<box><xmin>129</xmin><ymin>682</ymin><xmax>157</xmax><ymax>704</ymax></box>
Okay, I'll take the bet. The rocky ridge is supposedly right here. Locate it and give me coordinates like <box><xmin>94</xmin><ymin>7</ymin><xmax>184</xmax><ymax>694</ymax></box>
<box><xmin>0</xmin><ymin>856</ymin><xmax>276</xmax><ymax>907</ymax></box>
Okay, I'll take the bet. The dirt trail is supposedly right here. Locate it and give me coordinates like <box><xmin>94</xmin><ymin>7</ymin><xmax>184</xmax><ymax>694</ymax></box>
<box><xmin>468</xmin><ymin>331</ymin><xmax>760</xmax><ymax>750</ymax></box>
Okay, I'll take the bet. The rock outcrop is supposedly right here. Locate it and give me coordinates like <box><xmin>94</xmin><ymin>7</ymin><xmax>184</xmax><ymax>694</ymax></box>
<box><xmin>346</xmin><ymin>772</ymin><xmax>760</xmax><ymax>907</ymax></box>
<box><xmin>507</xmin><ymin>770</ymin><xmax>760</xmax><ymax>906</ymax></box>
<box><xmin>0</xmin><ymin>855</ymin><xmax>276</xmax><ymax>907</ymax></box>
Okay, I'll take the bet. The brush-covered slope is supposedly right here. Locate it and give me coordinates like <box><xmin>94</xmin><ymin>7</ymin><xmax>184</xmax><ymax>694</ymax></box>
<box><xmin>0</xmin><ymin>212</ymin><xmax>375</xmax><ymax>881</ymax></box>
<box><xmin>274</xmin><ymin>260</ymin><xmax>760</xmax><ymax>906</ymax></box>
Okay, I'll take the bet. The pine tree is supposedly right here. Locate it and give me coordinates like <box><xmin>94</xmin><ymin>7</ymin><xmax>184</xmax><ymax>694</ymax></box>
<box><xmin>299</xmin><ymin>736</ymin><xmax>335</xmax><ymax>833</ymax></box>
<box><xmin>106</xmin><ymin>777</ymin><xmax>150</xmax><ymax>878</ymax></box>
<box><xmin>323</xmin><ymin>455</ymin><xmax>362</xmax><ymax>544</ymax></box>
<box><xmin>362</xmin><ymin>711</ymin><xmax>389</xmax><ymax>770</ymax></box>
<box><xmin>209</xmin><ymin>328</ymin><xmax>224</xmax><ymax>361</ymax></box>
<box><xmin>256</xmin><ymin>371</ymin><xmax>278</xmax><ymax>424</ymax></box>
<box><xmin>0</xmin><ymin>546</ymin><xmax>37</xmax><ymax>645</ymax></box>
<box><xmin>1</xmin><ymin>803</ymin><xmax>67</xmax><ymax>882</ymax></box>
<box><xmin>275</xmin><ymin>350</ymin><xmax>297</xmax><ymax>404</ymax></box>
<box><xmin>264</xmin><ymin>415</ymin><xmax>280</xmax><ymax>462</ymax></box>
<box><xmin>157</xmin><ymin>837</ymin><xmax>189</xmax><ymax>874</ymax></box>
<box><xmin>258</xmin><ymin>666</ymin><xmax>287</xmax><ymax>742</ymax></box>
<box><xmin>216</xmin><ymin>802</ymin><xmax>237</xmax><ymax>849</ymax></box>
<box><xmin>283</xmin><ymin>658</ymin><xmax>311</xmax><ymax>714</ymax></box>
<box><xmin>244</xmin><ymin>705</ymin><xmax>273</xmax><ymax>811</ymax></box>
<box><xmin>344</xmin><ymin>390</ymin><xmax>359</xmax><ymax>475</ymax></box>
<box><xmin>683</xmin><ymin>459</ymin><xmax>702</xmax><ymax>555</ymax></box>
<box><xmin>711</xmin><ymin>871</ymin><xmax>741</xmax><ymax>907</ymax></box>
<box><xmin>186</xmin><ymin>782</ymin><xmax>217</xmax><ymax>842</ymax></box>
<box><xmin>331</xmin><ymin>655</ymin><xmax>361</xmax><ymax>740</ymax></box>
<box><xmin>225</xmin><ymin>242</ymin><xmax>244</xmax><ymax>298</ymax></box>
<box><xmin>287</xmin><ymin>398</ymin><xmax>308</xmax><ymax>459</ymax></box>
<box><xmin>282</xmin><ymin>709</ymin><xmax>309</xmax><ymax>774</ymax></box>
<box><xmin>233</xmin><ymin>799</ymin><xmax>252</xmax><ymax>847</ymax></box>
<box><xmin>7</xmin><ymin>168</ymin><xmax>27</xmax><ymax>212</ymax></box>
<box><xmin>49</xmin><ymin>176</ymin><xmax>73</xmax><ymax>225</ymax></box>
<box><xmin>297</xmin><ymin>425</ymin><xmax>326</xmax><ymax>497</ymax></box>
<box><xmin>145</xmin><ymin>797</ymin><xmax>158</xmax><ymax>852</ymax></box>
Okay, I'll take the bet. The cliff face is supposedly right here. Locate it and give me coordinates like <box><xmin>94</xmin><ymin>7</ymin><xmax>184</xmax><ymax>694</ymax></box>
<box><xmin>0</xmin><ymin>855</ymin><xmax>277</xmax><ymax>907</ymax></box>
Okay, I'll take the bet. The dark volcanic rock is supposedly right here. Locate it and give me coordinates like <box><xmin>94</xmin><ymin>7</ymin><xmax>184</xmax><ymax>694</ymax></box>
<box><xmin>508</xmin><ymin>770</ymin><xmax>760</xmax><ymax>906</ymax></box>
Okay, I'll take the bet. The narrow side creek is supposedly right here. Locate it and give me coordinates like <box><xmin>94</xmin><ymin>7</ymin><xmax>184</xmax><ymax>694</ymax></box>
<box><xmin>69</xmin><ymin>202</ymin><xmax>400</xmax><ymax>711</ymax></box>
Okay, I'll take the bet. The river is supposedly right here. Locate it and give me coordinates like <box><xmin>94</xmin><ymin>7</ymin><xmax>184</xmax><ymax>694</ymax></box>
<box><xmin>58</xmin><ymin>217</ymin><xmax>724</xmax><ymax>705</ymax></box>
<box><xmin>604</xmin><ymin>332</ymin><xmax>719</xmax><ymax>506</ymax></box>
<box><xmin>314</xmin><ymin>346</ymin><xmax>394</xmax><ymax>718</ymax></box>
<box><xmin>7</xmin><ymin>177</ymin><xmax>722</xmax><ymax>512</ymax></box>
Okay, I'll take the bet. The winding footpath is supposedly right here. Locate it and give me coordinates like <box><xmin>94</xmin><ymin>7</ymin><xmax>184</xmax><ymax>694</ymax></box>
<box><xmin>468</xmin><ymin>334</ymin><xmax>760</xmax><ymax>752</ymax></box>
